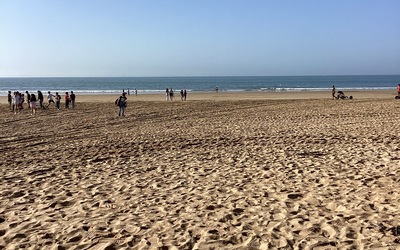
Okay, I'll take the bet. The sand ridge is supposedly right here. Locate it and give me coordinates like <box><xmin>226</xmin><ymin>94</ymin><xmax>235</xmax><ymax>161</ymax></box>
<box><xmin>0</xmin><ymin>97</ymin><xmax>400</xmax><ymax>249</ymax></box>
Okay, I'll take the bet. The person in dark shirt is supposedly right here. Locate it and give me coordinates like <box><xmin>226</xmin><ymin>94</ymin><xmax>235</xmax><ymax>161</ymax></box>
<box><xmin>37</xmin><ymin>91</ymin><xmax>44</xmax><ymax>110</ymax></box>
<box><xmin>8</xmin><ymin>91</ymin><xmax>13</xmax><ymax>111</ymax></box>
<box><xmin>70</xmin><ymin>91</ymin><xmax>76</xmax><ymax>110</ymax></box>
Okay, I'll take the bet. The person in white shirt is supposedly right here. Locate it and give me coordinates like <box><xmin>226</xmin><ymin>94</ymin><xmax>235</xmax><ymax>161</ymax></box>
<box><xmin>47</xmin><ymin>91</ymin><xmax>55</xmax><ymax>108</ymax></box>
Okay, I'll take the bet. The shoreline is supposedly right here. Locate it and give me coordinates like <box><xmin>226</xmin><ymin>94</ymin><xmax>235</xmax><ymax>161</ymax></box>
<box><xmin>0</xmin><ymin>89</ymin><xmax>397</xmax><ymax>104</ymax></box>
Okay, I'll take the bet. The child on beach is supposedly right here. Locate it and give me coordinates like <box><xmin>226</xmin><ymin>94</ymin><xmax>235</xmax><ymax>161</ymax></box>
<box><xmin>65</xmin><ymin>92</ymin><xmax>70</xmax><ymax>110</ymax></box>
<box><xmin>30</xmin><ymin>93</ymin><xmax>37</xmax><ymax>115</ymax></box>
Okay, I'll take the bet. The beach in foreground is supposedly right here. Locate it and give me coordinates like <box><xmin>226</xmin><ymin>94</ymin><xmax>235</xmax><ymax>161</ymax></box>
<box><xmin>1</xmin><ymin>91</ymin><xmax>400</xmax><ymax>249</ymax></box>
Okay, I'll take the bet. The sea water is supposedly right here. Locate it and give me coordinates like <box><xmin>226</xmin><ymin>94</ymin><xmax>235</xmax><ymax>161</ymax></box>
<box><xmin>0</xmin><ymin>75</ymin><xmax>399</xmax><ymax>96</ymax></box>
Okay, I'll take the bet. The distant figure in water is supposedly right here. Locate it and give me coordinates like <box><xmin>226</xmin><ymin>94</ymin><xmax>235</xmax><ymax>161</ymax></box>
<box><xmin>332</xmin><ymin>85</ymin><xmax>336</xmax><ymax>99</ymax></box>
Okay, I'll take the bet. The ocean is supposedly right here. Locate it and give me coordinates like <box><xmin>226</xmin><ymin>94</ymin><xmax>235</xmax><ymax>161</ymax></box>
<box><xmin>0</xmin><ymin>75</ymin><xmax>399</xmax><ymax>96</ymax></box>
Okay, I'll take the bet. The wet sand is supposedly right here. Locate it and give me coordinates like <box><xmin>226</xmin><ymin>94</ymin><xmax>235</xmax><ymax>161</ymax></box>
<box><xmin>1</xmin><ymin>91</ymin><xmax>400</xmax><ymax>249</ymax></box>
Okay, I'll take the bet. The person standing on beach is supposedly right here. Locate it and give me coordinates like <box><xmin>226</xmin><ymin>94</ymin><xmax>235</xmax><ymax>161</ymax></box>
<box><xmin>8</xmin><ymin>91</ymin><xmax>13</xmax><ymax>111</ymax></box>
<box><xmin>332</xmin><ymin>85</ymin><xmax>336</xmax><ymax>99</ymax></box>
<box><xmin>47</xmin><ymin>91</ymin><xmax>55</xmax><ymax>108</ymax></box>
<box><xmin>166</xmin><ymin>88</ymin><xmax>170</xmax><ymax>101</ymax></box>
<box><xmin>14</xmin><ymin>92</ymin><xmax>20</xmax><ymax>114</ymax></box>
<box><xmin>184</xmin><ymin>89</ymin><xmax>187</xmax><ymax>101</ymax></box>
<box><xmin>25</xmin><ymin>91</ymin><xmax>31</xmax><ymax>109</ymax></box>
<box><xmin>70</xmin><ymin>91</ymin><xmax>76</xmax><ymax>109</ymax></box>
<box><xmin>397</xmin><ymin>84</ymin><xmax>400</xmax><ymax>97</ymax></box>
<box><xmin>65</xmin><ymin>92</ymin><xmax>70</xmax><ymax>110</ymax></box>
<box><xmin>117</xmin><ymin>92</ymin><xmax>127</xmax><ymax>117</ymax></box>
<box><xmin>55</xmin><ymin>92</ymin><xmax>61</xmax><ymax>110</ymax></box>
<box><xmin>38</xmin><ymin>91</ymin><xmax>44</xmax><ymax>109</ymax></box>
<box><xmin>30</xmin><ymin>93</ymin><xmax>37</xmax><ymax>115</ymax></box>
<box><xmin>135</xmin><ymin>88</ymin><xmax>137</xmax><ymax>96</ymax></box>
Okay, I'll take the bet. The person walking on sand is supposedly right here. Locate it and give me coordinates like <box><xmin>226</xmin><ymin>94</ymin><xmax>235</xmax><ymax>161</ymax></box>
<box><xmin>65</xmin><ymin>92</ymin><xmax>70</xmax><ymax>110</ymax></box>
<box><xmin>70</xmin><ymin>91</ymin><xmax>76</xmax><ymax>109</ymax></box>
<box><xmin>47</xmin><ymin>91</ymin><xmax>55</xmax><ymax>108</ymax></box>
<box><xmin>25</xmin><ymin>91</ymin><xmax>31</xmax><ymax>109</ymax></box>
<box><xmin>166</xmin><ymin>88</ymin><xmax>170</xmax><ymax>101</ymax></box>
<box><xmin>55</xmin><ymin>92</ymin><xmax>61</xmax><ymax>110</ymax></box>
<box><xmin>332</xmin><ymin>85</ymin><xmax>336</xmax><ymax>99</ymax></box>
<box><xmin>30</xmin><ymin>93</ymin><xmax>37</xmax><ymax>115</ymax></box>
<box><xmin>117</xmin><ymin>92</ymin><xmax>127</xmax><ymax>117</ymax></box>
<box><xmin>38</xmin><ymin>91</ymin><xmax>44</xmax><ymax>109</ymax></box>
<box><xmin>8</xmin><ymin>91</ymin><xmax>13</xmax><ymax>112</ymax></box>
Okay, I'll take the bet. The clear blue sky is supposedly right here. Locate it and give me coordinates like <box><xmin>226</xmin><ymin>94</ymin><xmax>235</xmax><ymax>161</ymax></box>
<box><xmin>1</xmin><ymin>0</ymin><xmax>399</xmax><ymax>77</ymax></box>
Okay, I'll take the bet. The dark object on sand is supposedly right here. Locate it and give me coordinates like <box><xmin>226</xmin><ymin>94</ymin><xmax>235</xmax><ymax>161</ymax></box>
<box><xmin>336</xmin><ymin>91</ymin><xmax>353</xmax><ymax>100</ymax></box>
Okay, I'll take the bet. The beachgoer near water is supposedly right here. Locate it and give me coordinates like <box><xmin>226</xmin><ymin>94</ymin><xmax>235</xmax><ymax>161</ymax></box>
<box><xmin>38</xmin><ymin>91</ymin><xmax>44</xmax><ymax>109</ymax></box>
<box><xmin>135</xmin><ymin>88</ymin><xmax>137</xmax><ymax>96</ymax></box>
<box><xmin>30</xmin><ymin>93</ymin><xmax>37</xmax><ymax>115</ymax></box>
<box><xmin>184</xmin><ymin>89</ymin><xmax>187</xmax><ymax>101</ymax></box>
<box><xmin>397</xmin><ymin>84</ymin><xmax>400</xmax><ymax>97</ymax></box>
<box><xmin>55</xmin><ymin>92</ymin><xmax>61</xmax><ymax>110</ymax></box>
<box><xmin>332</xmin><ymin>85</ymin><xmax>336</xmax><ymax>99</ymax></box>
<box><xmin>25</xmin><ymin>91</ymin><xmax>31</xmax><ymax>109</ymax></box>
<box><xmin>21</xmin><ymin>93</ymin><xmax>25</xmax><ymax>109</ymax></box>
<box><xmin>70</xmin><ymin>91</ymin><xmax>76</xmax><ymax>109</ymax></box>
<box><xmin>14</xmin><ymin>92</ymin><xmax>21</xmax><ymax>114</ymax></box>
<box><xmin>47</xmin><ymin>91</ymin><xmax>55</xmax><ymax>107</ymax></box>
<box><xmin>166</xmin><ymin>88</ymin><xmax>170</xmax><ymax>101</ymax></box>
<box><xmin>117</xmin><ymin>92</ymin><xmax>127</xmax><ymax>117</ymax></box>
<box><xmin>8</xmin><ymin>91</ymin><xmax>13</xmax><ymax>111</ymax></box>
<box><xmin>65</xmin><ymin>92</ymin><xmax>70</xmax><ymax>110</ymax></box>
<box><xmin>169</xmin><ymin>89</ymin><xmax>174</xmax><ymax>101</ymax></box>
<box><xmin>180</xmin><ymin>90</ymin><xmax>184</xmax><ymax>100</ymax></box>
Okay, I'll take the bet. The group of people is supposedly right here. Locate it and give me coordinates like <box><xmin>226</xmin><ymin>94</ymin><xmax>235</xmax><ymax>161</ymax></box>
<box><xmin>165</xmin><ymin>88</ymin><xmax>187</xmax><ymax>101</ymax></box>
<box><xmin>7</xmin><ymin>90</ymin><xmax>76</xmax><ymax>115</ymax></box>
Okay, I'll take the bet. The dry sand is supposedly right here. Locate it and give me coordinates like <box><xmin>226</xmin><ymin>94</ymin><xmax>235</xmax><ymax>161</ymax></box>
<box><xmin>1</xmin><ymin>91</ymin><xmax>400</xmax><ymax>249</ymax></box>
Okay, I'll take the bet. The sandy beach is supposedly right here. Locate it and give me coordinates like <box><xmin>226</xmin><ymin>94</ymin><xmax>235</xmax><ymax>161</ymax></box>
<box><xmin>1</xmin><ymin>91</ymin><xmax>400</xmax><ymax>249</ymax></box>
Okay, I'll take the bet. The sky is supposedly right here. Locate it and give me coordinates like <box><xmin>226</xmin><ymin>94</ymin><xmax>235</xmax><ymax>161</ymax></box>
<box><xmin>0</xmin><ymin>0</ymin><xmax>399</xmax><ymax>77</ymax></box>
